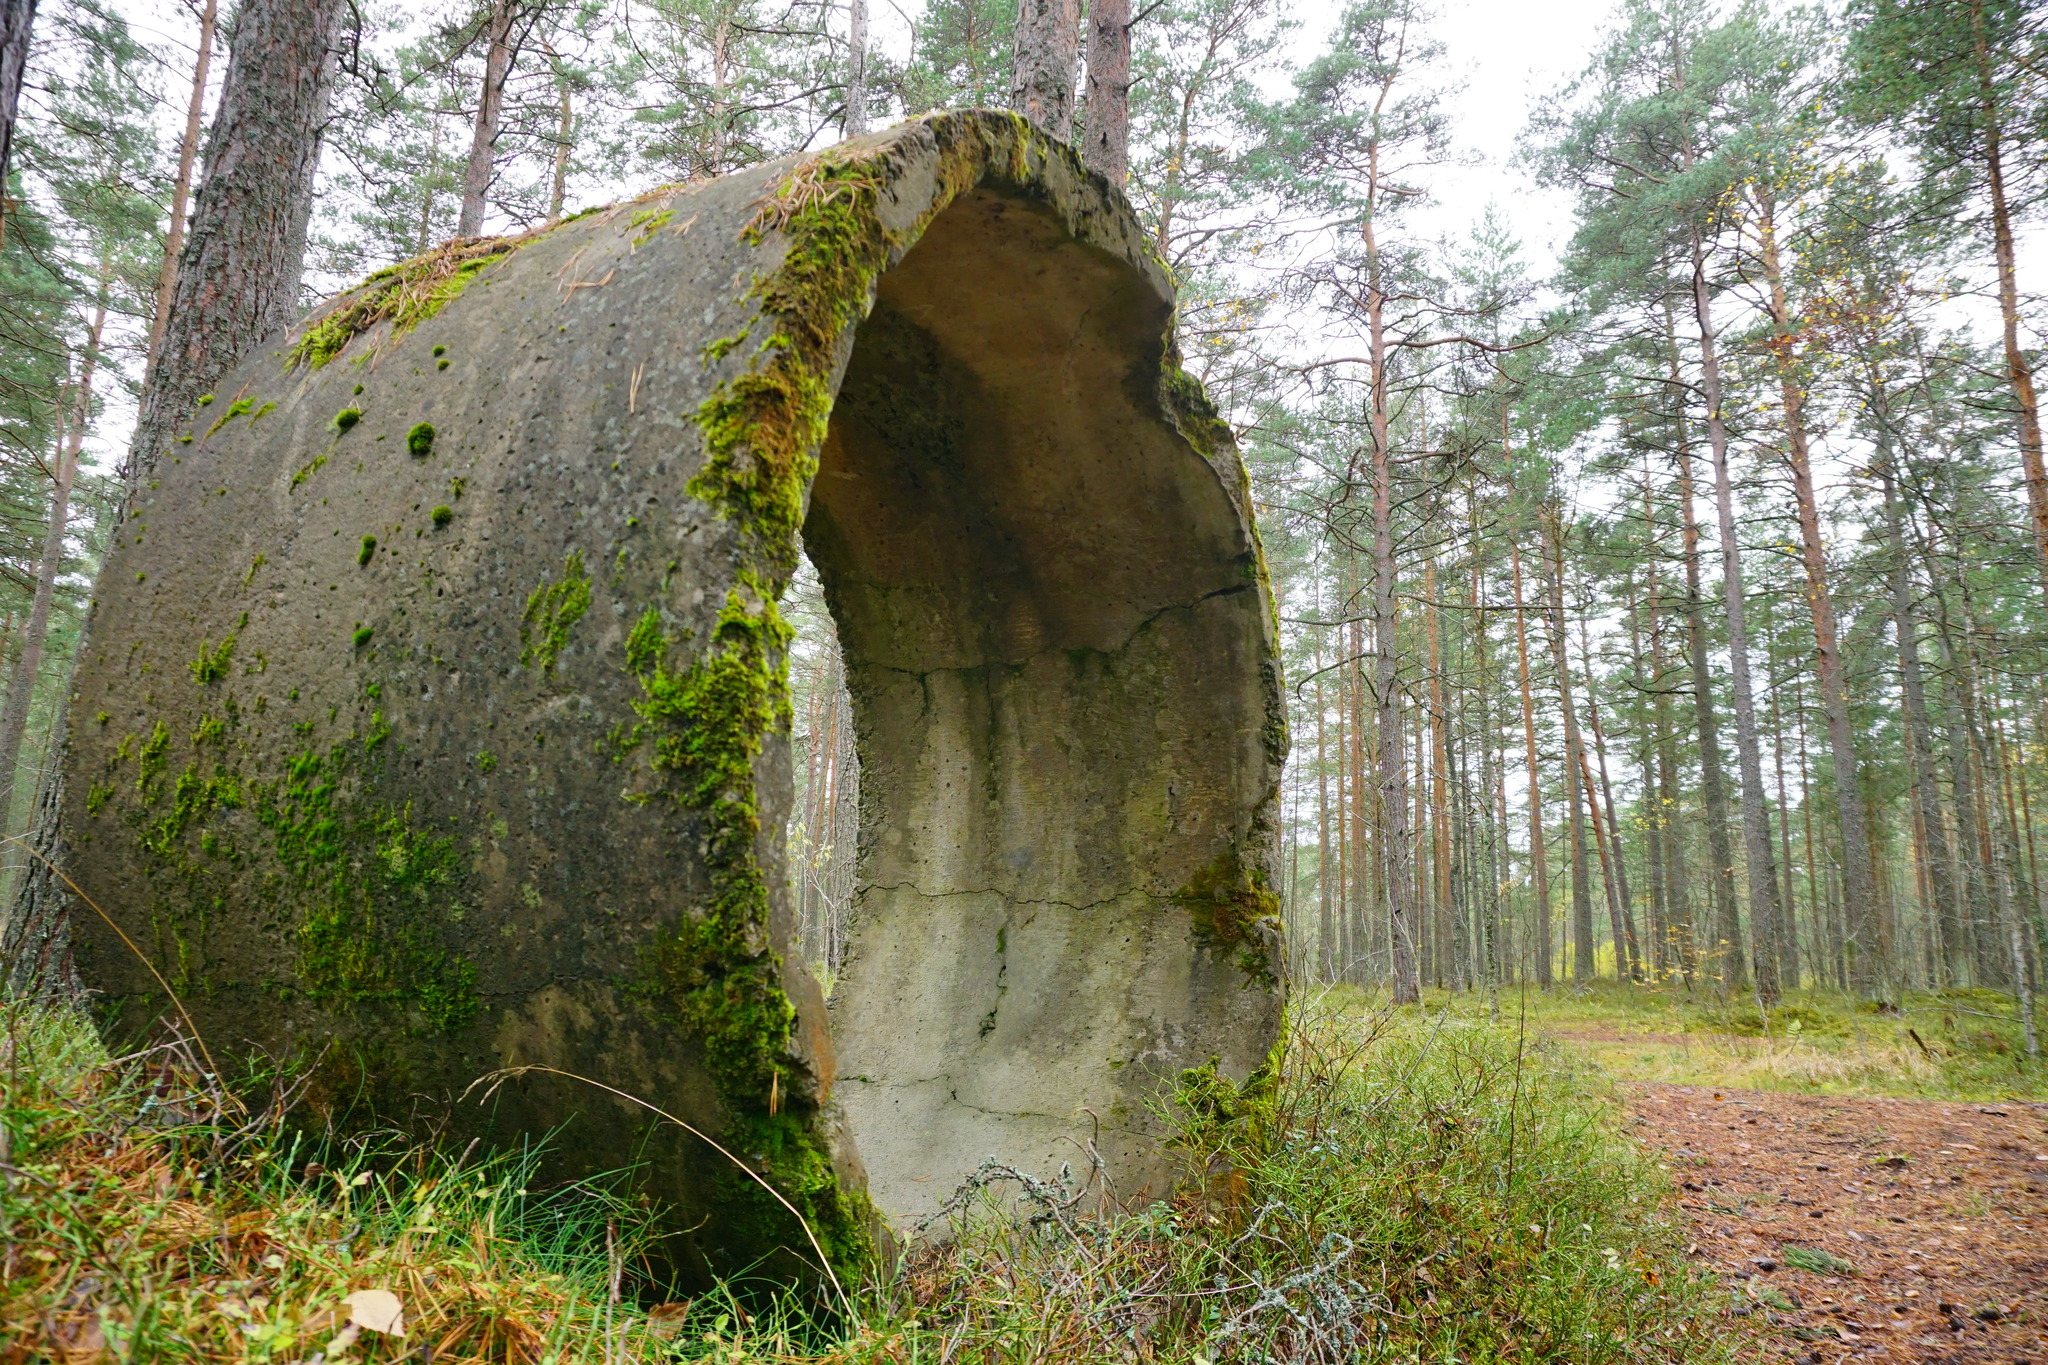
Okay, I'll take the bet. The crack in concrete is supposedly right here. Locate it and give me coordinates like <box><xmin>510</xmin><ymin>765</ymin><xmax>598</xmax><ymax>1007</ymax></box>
<box><xmin>860</xmin><ymin>580</ymin><xmax>1255</xmax><ymax>681</ymax></box>
<box><xmin>862</xmin><ymin>881</ymin><xmax>1143</xmax><ymax>916</ymax></box>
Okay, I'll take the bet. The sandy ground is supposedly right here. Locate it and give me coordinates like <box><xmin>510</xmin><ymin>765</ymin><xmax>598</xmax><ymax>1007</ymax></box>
<box><xmin>1625</xmin><ymin>1085</ymin><xmax>2048</xmax><ymax>1363</ymax></box>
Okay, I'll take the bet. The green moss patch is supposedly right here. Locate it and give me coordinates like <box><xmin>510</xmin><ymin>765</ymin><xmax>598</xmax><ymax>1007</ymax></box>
<box><xmin>1172</xmin><ymin>850</ymin><xmax>1281</xmax><ymax>986</ymax></box>
<box><xmin>408</xmin><ymin>422</ymin><xmax>436</xmax><ymax>457</ymax></box>
<box><xmin>286</xmin><ymin>236</ymin><xmax>533</xmax><ymax>371</ymax></box>
<box><xmin>519</xmin><ymin>552</ymin><xmax>592</xmax><ymax>675</ymax></box>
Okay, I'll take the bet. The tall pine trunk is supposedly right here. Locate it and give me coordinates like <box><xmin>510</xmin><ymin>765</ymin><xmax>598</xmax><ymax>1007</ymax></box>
<box><xmin>1665</xmin><ymin>304</ymin><xmax>1741</xmax><ymax>985</ymax></box>
<box><xmin>1081</xmin><ymin>0</ymin><xmax>1131</xmax><ymax>182</ymax></box>
<box><xmin>459</xmin><ymin>0</ymin><xmax>520</xmax><ymax>238</ymax></box>
<box><xmin>1540</xmin><ymin>509</ymin><xmax>1595</xmax><ymax>982</ymax></box>
<box><xmin>146</xmin><ymin>0</ymin><xmax>217</xmax><ymax>367</ymax></box>
<box><xmin>1011</xmin><ymin>0</ymin><xmax>1080</xmax><ymax>137</ymax></box>
<box><xmin>1691</xmin><ymin>232</ymin><xmax>1783</xmax><ymax>1005</ymax></box>
<box><xmin>0</xmin><ymin>0</ymin><xmax>36</xmax><ymax>202</ymax></box>
<box><xmin>128</xmin><ymin>0</ymin><xmax>347</xmax><ymax>489</ymax></box>
<box><xmin>1757</xmin><ymin>201</ymin><xmax>1880</xmax><ymax>997</ymax></box>
<box><xmin>1510</xmin><ymin>540</ymin><xmax>1553</xmax><ymax>988</ymax></box>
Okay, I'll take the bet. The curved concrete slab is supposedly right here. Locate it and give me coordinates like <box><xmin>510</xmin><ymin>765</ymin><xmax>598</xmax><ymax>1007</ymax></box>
<box><xmin>63</xmin><ymin>111</ymin><xmax>1286</xmax><ymax>1282</ymax></box>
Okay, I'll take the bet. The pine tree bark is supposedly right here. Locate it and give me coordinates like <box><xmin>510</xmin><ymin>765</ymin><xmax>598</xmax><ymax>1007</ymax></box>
<box><xmin>1756</xmin><ymin>200</ymin><xmax>1880</xmax><ymax>998</ymax></box>
<box><xmin>1967</xmin><ymin>0</ymin><xmax>2048</xmax><ymax>615</ymax></box>
<box><xmin>1510</xmin><ymin>540</ymin><xmax>1553</xmax><ymax>988</ymax></box>
<box><xmin>1010</xmin><ymin>0</ymin><xmax>1080</xmax><ymax>138</ymax></box>
<box><xmin>1690</xmin><ymin>232</ymin><xmax>1783</xmax><ymax>1004</ymax></box>
<box><xmin>459</xmin><ymin>0</ymin><xmax>520</xmax><ymax>238</ymax></box>
<box><xmin>128</xmin><ymin>0</ymin><xmax>346</xmax><ymax>491</ymax></box>
<box><xmin>845</xmin><ymin>0</ymin><xmax>870</xmax><ymax>135</ymax></box>
<box><xmin>147</xmin><ymin>0</ymin><xmax>218</xmax><ymax>368</ymax></box>
<box><xmin>1081</xmin><ymin>0</ymin><xmax>1131</xmax><ymax>183</ymax></box>
<box><xmin>1541</xmin><ymin>509</ymin><xmax>1596</xmax><ymax>982</ymax></box>
<box><xmin>1665</xmin><ymin>305</ymin><xmax>1741</xmax><ymax>984</ymax></box>
<box><xmin>1368</xmin><ymin>211</ymin><xmax>1418</xmax><ymax>1004</ymax></box>
<box><xmin>0</xmin><ymin>0</ymin><xmax>36</xmax><ymax>202</ymax></box>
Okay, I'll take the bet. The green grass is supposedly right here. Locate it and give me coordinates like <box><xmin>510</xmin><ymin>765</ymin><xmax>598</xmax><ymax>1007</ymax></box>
<box><xmin>1393</xmin><ymin>979</ymin><xmax>2048</xmax><ymax>1101</ymax></box>
<box><xmin>1</xmin><ymin>996</ymin><xmax>1739</xmax><ymax>1362</ymax></box>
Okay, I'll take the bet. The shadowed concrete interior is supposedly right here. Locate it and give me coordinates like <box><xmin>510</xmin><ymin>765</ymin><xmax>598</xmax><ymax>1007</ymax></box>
<box><xmin>807</xmin><ymin>186</ymin><xmax>1281</xmax><ymax>1232</ymax></box>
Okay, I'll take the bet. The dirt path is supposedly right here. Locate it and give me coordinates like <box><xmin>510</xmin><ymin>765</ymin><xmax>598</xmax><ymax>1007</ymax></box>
<box><xmin>1625</xmin><ymin>1084</ymin><xmax>2048</xmax><ymax>1363</ymax></box>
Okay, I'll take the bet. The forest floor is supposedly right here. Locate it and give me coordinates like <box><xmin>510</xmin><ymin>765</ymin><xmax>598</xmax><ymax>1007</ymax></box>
<box><xmin>1497</xmin><ymin>983</ymin><xmax>2048</xmax><ymax>1364</ymax></box>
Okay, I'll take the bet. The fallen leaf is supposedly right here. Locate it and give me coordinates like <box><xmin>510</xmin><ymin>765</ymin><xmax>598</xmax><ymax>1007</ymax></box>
<box><xmin>646</xmin><ymin>1301</ymin><xmax>693</xmax><ymax>1341</ymax></box>
<box><xmin>344</xmin><ymin>1288</ymin><xmax>406</xmax><ymax>1336</ymax></box>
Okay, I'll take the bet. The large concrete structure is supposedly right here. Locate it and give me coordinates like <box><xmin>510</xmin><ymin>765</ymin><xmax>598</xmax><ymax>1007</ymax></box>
<box><xmin>60</xmin><ymin>112</ymin><xmax>1286</xmax><ymax>1282</ymax></box>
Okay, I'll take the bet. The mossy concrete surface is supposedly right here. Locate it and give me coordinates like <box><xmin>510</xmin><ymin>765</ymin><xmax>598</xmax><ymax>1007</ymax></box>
<box><xmin>62</xmin><ymin>110</ymin><xmax>1286</xmax><ymax>1283</ymax></box>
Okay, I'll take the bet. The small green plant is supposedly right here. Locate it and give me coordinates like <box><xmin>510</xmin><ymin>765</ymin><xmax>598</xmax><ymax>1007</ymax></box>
<box><xmin>334</xmin><ymin>407</ymin><xmax>362</xmax><ymax>433</ymax></box>
<box><xmin>358</xmin><ymin>535</ymin><xmax>377</xmax><ymax>565</ymax></box>
<box><xmin>353</xmin><ymin>624</ymin><xmax>374</xmax><ymax>648</ymax></box>
<box><xmin>432</xmin><ymin>343</ymin><xmax>447</xmax><ymax>356</ymax></box>
<box><xmin>431</xmin><ymin>504</ymin><xmax>454</xmax><ymax>528</ymax></box>
<box><xmin>477</xmin><ymin>749</ymin><xmax>498</xmax><ymax>773</ymax></box>
<box><xmin>437</xmin><ymin>358</ymin><xmax>451</xmax><ymax>370</ymax></box>
<box><xmin>408</xmin><ymin>422</ymin><xmax>435</xmax><ymax>456</ymax></box>
<box><xmin>197</xmin><ymin>393</ymin><xmax>215</xmax><ymax>406</ymax></box>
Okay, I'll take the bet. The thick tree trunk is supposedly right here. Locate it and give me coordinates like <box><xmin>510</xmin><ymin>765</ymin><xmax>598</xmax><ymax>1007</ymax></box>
<box><xmin>459</xmin><ymin>0</ymin><xmax>519</xmax><ymax>238</ymax></box>
<box><xmin>0</xmin><ymin>0</ymin><xmax>36</xmax><ymax>204</ymax></box>
<box><xmin>1691</xmin><ymin>235</ymin><xmax>1783</xmax><ymax>1005</ymax></box>
<box><xmin>128</xmin><ymin>0</ymin><xmax>346</xmax><ymax>491</ymax></box>
<box><xmin>1081</xmin><ymin>0</ymin><xmax>1131</xmax><ymax>183</ymax></box>
<box><xmin>1510</xmin><ymin>541</ymin><xmax>1553</xmax><ymax>988</ymax></box>
<box><xmin>147</xmin><ymin>0</ymin><xmax>218</xmax><ymax>368</ymax></box>
<box><xmin>1010</xmin><ymin>0</ymin><xmax>1080</xmax><ymax>138</ymax></box>
<box><xmin>845</xmin><ymin>0</ymin><xmax>869</xmax><ymax>135</ymax></box>
<box><xmin>1757</xmin><ymin>202</ymin><xmax>1880</xmax><ymax>998</ymax></box>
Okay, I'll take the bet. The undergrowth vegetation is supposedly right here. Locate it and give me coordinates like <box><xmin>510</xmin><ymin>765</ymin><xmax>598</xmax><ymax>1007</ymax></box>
<box><xmin>1464</xmin><ymin>980</ymin><xmax>2048</xmax><ymax>1100</ymax></box>
<box><xmin>0</xmin><ymin>996</ymin><xmax>1738</xmax><ymax>1363</ymax></box>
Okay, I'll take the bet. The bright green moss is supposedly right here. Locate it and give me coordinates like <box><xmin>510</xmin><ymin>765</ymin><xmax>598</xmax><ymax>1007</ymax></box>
<box><xmin>189</xmin><ymin>634</ymin><xmax>237</xmax><ymax>686</ymax></box>
<box><xmin>430</xmin><ymin>505</ymin><xmax>453</xmax><ymax>528</ymax></box>
<box><xmin>252</xmin><ymin>724</ymin><xmax>477</xmax><ymax>1031</ymax></box>
<box><xmin>408</xmin><ymin>423</ymin><xmax>436</xmax><ymax>457</ymax></box>
<box><xmin>628</xmin><ymin>207</ymin><xmax>674</xmax><ymax>245</ymax></box>
<box><xmin>358</xmin><ymin>535</ymin><xmax>377</xmax><ymax>566</ymax></box>
<box><xmin>519</xmin><ymin>552</ymin><xmax>591</xmax><ymax>675</ymax></box>
<box><xmin>291</xmin><ymin>455</ymin><xmax>328</xmax><ymax>488</ymax></box>
<box><xmin>334</xmin><ymin>408</ymin><xmax>362</xmax><ymax>433</ymax></box>
<box><xmin>136</xmin><ymin>721</ymin><xmax>171</xmax><ymax>797</ymax></box>
<box><xmin>353</xmin><ymin>625</ymin><xmax>374</xmax><ymax>649</ymax></box>
<box><xmin>205</xmin><ymin>397</ymin><xmax>254</xmax><ymax>438</ymax></box>
<box><xmin>85</xmin><ymin>781</ymin><xmax>113</xmax><ymax>816</ymax></box>
<box><xmin>286</xmin><ymin>238</ymin><xmax>518</xmax><ymax>371</ymax></box>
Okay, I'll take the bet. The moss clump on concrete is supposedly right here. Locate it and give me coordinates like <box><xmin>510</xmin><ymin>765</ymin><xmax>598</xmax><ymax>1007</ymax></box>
<box><xmin>613</xmin><ymin>576</ymin><xmax>871</xmax><ymax>1274</ymax></box>
<box><xmin>189</xmin><ymin>633</ymin><xmax>237</xmax><ymax>686</ymax></box>
<box><xmin>286</xmin><ymin>235</ymin><xmax>531</xmax><ymax>371</ymax></box>
<box><xmin>255</xmin><ymin>725</ymin><xmax>477</xmax><ymax>1031</ymax></box>
<box><xmin>333</xmin><ymin>408</ymin><xmax>362</xmax><ymax>434</ymax></box>
<box><xmin>1172</xmin><ymin>850</ymin><xmax>1281</xmax><ymax>987</ymax></box>
<box><xmin>408</xmin><ymin>422</ymin><xmax>436</xmax><ymax>457</ymax></box>
<box><xmin>519</xmin><ymin>552</ymin><xmax>591</xmax><ymax>675</ymax></box>
<box><xmin>430</xmin><ymin>505</ymin><xmax>453</xmax><ymax>528</ymax></box>
<box><xmin>205</xmin><ymin>397</ymin><xmax>255</xmax><ymax>439</ymax></box>
<box><xmin>358</xmin><ymin>536</ymin><xmax>377</xmax><ymax>567</ymax></box>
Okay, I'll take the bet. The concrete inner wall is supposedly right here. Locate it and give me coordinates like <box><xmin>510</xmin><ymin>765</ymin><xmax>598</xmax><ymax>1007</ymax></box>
<box><xmin>806</xmin><ymin>188</ymin><xmax>1280</xmax><ymax>1230</ymax></box>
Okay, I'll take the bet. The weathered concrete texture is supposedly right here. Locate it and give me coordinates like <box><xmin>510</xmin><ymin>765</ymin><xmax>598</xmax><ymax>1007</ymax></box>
<box><xmin>62</xmin><ymin>111</ymin><xmax>1286</xmax><ymax>1280</ymax></box>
